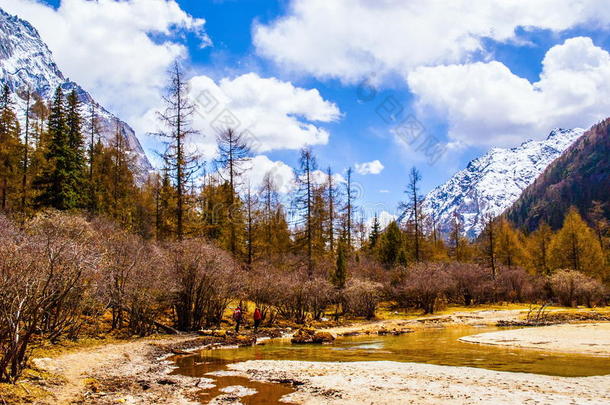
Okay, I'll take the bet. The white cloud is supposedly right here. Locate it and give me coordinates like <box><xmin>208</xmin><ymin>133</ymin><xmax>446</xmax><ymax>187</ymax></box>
<box><xmin>244</xmin><ymin>155</ymin><xmax>295</xmax><ymax>194</ymax></box>
<box><xmin>355</xmin><ymin>160</ymin><xmax>384</xmax><ymax>175</ymax></box>
<box><xmin>408</xmin><ymin>37</ymin><xmax>610</xmax><ymax>146</ymax></box>
<box><xmin>254</xmin><ymin>0</ymin><xmax>610</xmax><ymax>82</ymax></box>
<box><xmin>186</xmin><ymin>73</ymin><xmax>341</xmax><ymax>156</ymax></box>
<box><xmin>0</xmin><ymin>0</ymin><xmax>209</xmax><ymax>120</ymax></box>
<box><xmin>365</xmin><ymin>210</ymin><xmax>397</xmax><ymax>233</ymax></box>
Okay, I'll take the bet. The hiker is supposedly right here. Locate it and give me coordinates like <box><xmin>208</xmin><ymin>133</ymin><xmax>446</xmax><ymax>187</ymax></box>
<box><xmin>253</xmin><ymin>308</ymin><xmax>263</xmax><ymax>332</ymax></box>
<box><xmin>233</xmin><ymin>306</ymin><xmax>243</xmax><ymax>334</ymax></box>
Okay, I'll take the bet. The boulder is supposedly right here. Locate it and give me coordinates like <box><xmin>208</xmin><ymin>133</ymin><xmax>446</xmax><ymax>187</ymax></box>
<box><xmin>291</xmin><ymin>328</ymin><xmax>335</xmax><ymax>344</ymax></box>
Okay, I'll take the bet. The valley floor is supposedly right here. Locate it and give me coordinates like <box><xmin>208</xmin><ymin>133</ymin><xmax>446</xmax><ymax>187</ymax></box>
<box><xmin>9</xmin><ymin>306</ymin><xmax>610</xmax><ymax>404</ymax></box>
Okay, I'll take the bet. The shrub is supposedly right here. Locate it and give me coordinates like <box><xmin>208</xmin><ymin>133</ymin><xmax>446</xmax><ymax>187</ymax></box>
<box><xmin>343</xmin><ymin>279</ymin><xmax>383</xmax><ymax>319</ymax></box>
<box><xmin>550</xmin><ymin>270</ymin><xmax>606</xmax><ymax>307</ymax></box>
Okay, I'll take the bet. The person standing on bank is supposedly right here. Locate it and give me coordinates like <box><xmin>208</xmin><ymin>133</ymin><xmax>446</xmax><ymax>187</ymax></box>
<box><xmin>233</xmin><ymin>306</ymin><xmax>243</xmax><ymax>334</ymax></box>
<box><xmin>253</xmin><ymin>308</ymin><xmax>263</xmax><ymax>332</ymax></box>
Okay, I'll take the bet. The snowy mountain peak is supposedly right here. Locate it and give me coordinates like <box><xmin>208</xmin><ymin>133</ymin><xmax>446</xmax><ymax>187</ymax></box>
<box><xmin>421</xmin><ymin>128</ymin><xmax>584</xmax><ymax>239</ymax></box>
<box><xmin>0</xmin><ymin>8</ymin><xmax>153</xmax><ymax>179</ymax></box>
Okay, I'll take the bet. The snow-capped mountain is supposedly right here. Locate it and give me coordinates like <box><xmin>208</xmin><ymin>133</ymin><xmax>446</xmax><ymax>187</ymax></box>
<box><xmin>0</xmin><ymin>8</ymin><xmax>153</xmax><ymax>179</ymax></box>
<box><xmin>421</xmin><ymin>128</ymin><xmax>584</xmax><ymax>239</ymax></box>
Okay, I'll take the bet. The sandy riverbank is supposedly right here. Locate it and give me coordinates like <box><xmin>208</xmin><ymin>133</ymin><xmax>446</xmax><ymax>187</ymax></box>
<box><xmin>459</xmin><ymin>322</ymin><xmax>610</xmax><ymax>356</ymax></box>
<box><xmin>228</xmin><ymin>360</ymin><xmax>610</xmax><ymax>404</ymax></box>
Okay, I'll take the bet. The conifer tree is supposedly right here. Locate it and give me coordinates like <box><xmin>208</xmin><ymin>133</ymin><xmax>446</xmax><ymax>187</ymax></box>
<box><xmin>480</xmin><ymin>213</ymin><xmax>498</xmax><ymax>279</ymax></box>
<box><xmin>400</xmin><ymin>167</ymin><xmax>424</xmax><ymax>262</ymax></box>
<box><xmin>326</xmin><ymin>166</ymin><xmax>338</xmax><ymax>253</ymax></box>
<box><xmin>215</xmin><ymin>127</ymin><xmax>251</xmax><ymax>254</ymax></box>
<box><xmin>549</xmin><ymin>207</ymin><xmax>606</xmax><ymax>278</ymax></box>
<box><xmin>156</xmin><ymin>62</ymin><xmax>199</xmax><ymax>240</ymax></box>
<box><xmin>0</xmin><ymin>85</ymin><xmax>22</xmax><ymax>211</ymax></box>
<box><xmin>294</xmin><ymin>147</ymin><xmax>317</xmax><ymax>277</ymax></box>
<box><xmin>332</xmin><ymin>241</ymin><xmax>348</xmax><ymax>289</ymax></box>
<box><xmin>35</xmin><ymin>87</ymin><xmax>86</xmax><ymax>210</ymax></box>
<box><xmin>343</xmin><ymin>167</ymin><xmax>355</xmax><ymax>250</ymax></box>
<box><xmin>526</xmin><ymin>221</ymin><xmax>553</xmax><ymax>275</ymax></box>
<box><xmin>369</xmin><ymin>213</ymin><xmax>381</xmax><ymax>249</ymax></box>
<box><xmin>495</xmin><ymin>218</ymin><xmax>527</xmax><ymax>268</ymax></box>
<box><xmin>378</xmin><ymin>220</ymin><xmax>406</xmax><ymax>268</ymax></box>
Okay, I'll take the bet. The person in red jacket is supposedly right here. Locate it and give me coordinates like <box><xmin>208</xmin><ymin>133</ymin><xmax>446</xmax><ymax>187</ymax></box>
<box><xmin>233</xmin><ymin>306</ymin><xmax>243</xmax><ymax>334</ymax></box>
<box><xmin>253</xmin><ymin>308</ymin><xmax>263</xmax><ymax>332</ymax></box>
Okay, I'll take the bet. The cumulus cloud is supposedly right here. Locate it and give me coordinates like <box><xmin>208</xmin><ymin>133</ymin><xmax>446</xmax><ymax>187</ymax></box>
<box><xmin>355</xmin><ymin>160</ymin><xmax>384</xmax><ymax>175</ymax></box>
<box><xmin>408</xmin><ymin>37</ymin><xmax>610</xmax><ymax>146</ymax></box>
<box><xmin>244</xmin><ymin>155</ymin><xmax>295</xmax><ymax>194</ymax></box>
<box><xmin>0</xmin><ymin>0</ymin><xmax>209</xmax><ymax>120</ymax></box>
<box><xmin>186</xmin><ymin>73</ymin><xmax>341</xmax><ymax>156</ymax></box>
<box><xmin>254</xmin><ymin>0</ymin><xmax>610</xmax><ymax>82</ymax></box>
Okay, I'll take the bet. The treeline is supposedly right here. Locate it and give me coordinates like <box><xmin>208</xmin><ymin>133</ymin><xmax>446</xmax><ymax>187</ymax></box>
<box><xmin>1</xmin><ymin>65</ymin><xmax>609</xmax><ymax>383</ymax></box>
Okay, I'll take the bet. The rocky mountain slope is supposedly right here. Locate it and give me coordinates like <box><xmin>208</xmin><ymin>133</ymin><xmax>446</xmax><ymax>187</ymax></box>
<box><xmin>0</xmin><ymin>8</ymin><xmax>153</xmax><ymax>179</ymax></box>
<box><xmin>505</xmin><ymin>119</ymin><xmax>610</xmax><ymax>231</ymax></box>
<box><xmin>421</xmin><ymin>128</ymin><xmax>584</xmax><ymax>238</ymax></box>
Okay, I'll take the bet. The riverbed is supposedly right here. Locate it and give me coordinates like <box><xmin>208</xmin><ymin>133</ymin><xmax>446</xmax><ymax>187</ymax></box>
<box><xmin>172</xmin><ymin>326</ymin><xmax>610</xmax><ymax>404</ymax></box>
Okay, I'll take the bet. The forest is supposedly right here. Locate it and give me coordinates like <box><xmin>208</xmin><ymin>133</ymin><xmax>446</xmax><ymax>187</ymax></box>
<box><xmin>0</xmin><ymin>65</ymin><xmax>609</xmax><ymax>383</ymax></box>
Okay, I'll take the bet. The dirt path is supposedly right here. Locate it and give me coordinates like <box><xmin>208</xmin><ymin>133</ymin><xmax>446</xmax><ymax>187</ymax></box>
<box><xmin>33</xmin><ymin>335</ymin><xmax>207</xmax><ymax>404</ymax></box>
<box><xmin>460</xmin><ymin>322</ymin><xmax>610</xmax><ymax>356</ymax></box>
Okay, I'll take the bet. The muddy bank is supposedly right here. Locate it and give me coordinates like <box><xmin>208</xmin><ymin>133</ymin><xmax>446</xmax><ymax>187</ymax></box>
<box><xmin>460</xmin><ymin>322</ymin><xmax>610</xmax><ymax>356</ymax></box>
<box><xmin>228</xmin><ymin>360</ymin><xmax>610</xmax><ymax>404</ymax></box>
<box><xmin>30</xmin><ymin>335</ymin><xmax>237</xmax><ymax>404</ymax></box>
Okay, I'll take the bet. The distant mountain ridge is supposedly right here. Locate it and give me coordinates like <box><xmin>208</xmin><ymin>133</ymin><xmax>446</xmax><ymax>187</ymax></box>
<box><xmin>505</xmin><ymin>119</ymin><xmax>610</xmax><ymax>231</ymax></box>
<box><xmin>0</xmin><ymin>8</ymin><xmax>153</xmax><ymax>180</ymax></box>
<box><xmin>420</xmin><ymin>128</ymin><xmax>584</xmax><ymax>238</ymax></box>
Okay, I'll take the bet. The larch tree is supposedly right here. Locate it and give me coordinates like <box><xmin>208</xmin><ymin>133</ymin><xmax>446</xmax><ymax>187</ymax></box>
<box><xmin>400</xmin><ymin>167</ymin><xmax>424</xmax><ymax>262</ymax></box>
<box><xmin>549</xmin><ymin>207</ymin><xmax>606</xmax><ymax>279</ymax></box>
<box><xmin>19</xmin><ymin>89</ymin><xmax>31</xmax><ymax>210</ymax></box>
<box><xmin>294</xmin><ymin>147</ymin><xmax>317</xmax><ymax>277</ymax></box>
<box><xmin>326</xmin><ymin>166</ymin><xmax>338</xmax><ymax>253</ymax></box>
<box><xmin>495</xmin><ymin>218</ymin><xmax>527</xmax><ymax>268</ymax></box>
<box><xmin>526</xmin><ymin>221</ymin><xmax>554</xmax><ymax>275</ymax></box>
<box><xmin>0</xmin><ymin>85</ymin><xmax>22</xmax><ymax>211</ymax></box>
<box><xmin>215</xmin><ymin>127</ymin><xmax>251</xmax><ymax>254</ymax></box>
<box><xmin>480</xmin><ymin>213</ymin><xmax>498</xmax><ymax>279</ymax></box>
<box><xmin>156</xmin><ymin>62</ymin><xmax>199</xmax><ymax>240</ymax></box>
<box><xmin>343</xmin><ymin>167</ymin><xmax>355</xmax><ymax>251</ymax></box>
<box><xmin>369</xmin><ymin>213</ymin><xmax>381</xmax><ymax>250</ymax></box>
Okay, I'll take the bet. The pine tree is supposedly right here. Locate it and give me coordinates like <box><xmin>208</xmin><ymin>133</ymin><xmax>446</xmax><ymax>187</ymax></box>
<box><xmin>549</xmin><ymin>207</ymin><xmax>606</xmax><ymax>279</ymax></box>
<box><xmin>0</xmin><ymin>85</ymin><xmax>22</xmax><ymax>211</ymax></box>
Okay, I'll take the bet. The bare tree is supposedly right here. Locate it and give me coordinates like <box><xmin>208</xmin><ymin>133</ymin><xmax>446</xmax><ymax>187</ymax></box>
<box><xmin>344</xmin><ymin>167</ymin><xmax>355</xmax><ymax>250</ymax></box>
<box><xmin>156</xmin><ymin>62</ymin><xmax>200</xmax><ymax>240</ymax></box>
<box><xmin>326</xmin><ymin>166</ymin><xmax>338</xmax><ymax>253</ymax></box>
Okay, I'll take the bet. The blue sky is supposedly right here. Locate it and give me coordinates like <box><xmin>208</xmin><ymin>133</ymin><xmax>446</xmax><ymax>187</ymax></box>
<box><xmin>5</xmin><ymin>0</ymin><xmax>610</xmax><ymax>222</ymax></box>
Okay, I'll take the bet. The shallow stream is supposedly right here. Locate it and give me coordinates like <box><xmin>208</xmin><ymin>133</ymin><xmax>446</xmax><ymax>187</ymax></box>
<box><xmin>172</xmin><ymin>326</ymin><xmax>610</xmax><ymax>404</ymax></box>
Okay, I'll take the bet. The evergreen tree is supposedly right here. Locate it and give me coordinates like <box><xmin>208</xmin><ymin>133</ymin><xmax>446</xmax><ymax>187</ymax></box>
<box><xmin>378</xmin><ymin>220</ymin><xmax>406</xmax><ymax>268</ymax></box>
<box><xmin>369</xmin><ymin>213</ymin><xmax>381</xmax><ymax>249</ymax></box>
<box><xmin>294</xmin><ymin>147</ymin><xmax>317</xmax><ymax>277</ymax></box>
<box><xmin>35</xmin><ymin>87</ymin><xmax>86</xmax><ymax>210</ymax></box>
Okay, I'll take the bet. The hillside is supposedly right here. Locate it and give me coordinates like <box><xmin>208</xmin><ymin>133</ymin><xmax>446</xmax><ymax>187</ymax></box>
<box><xmin>505</xmin><ymin>119</ymin><xmax>610</xmax><ymax>231</ymax></box>
<box><xmin>0</xmin><ymin>8</ymin><xmax>153</xmax><ymax>179</ymax></box>
<box><xmin>420</xmin><ymin>128</ymin><xmax>583</xmax><ymax>238</ymax></box>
